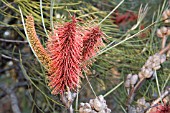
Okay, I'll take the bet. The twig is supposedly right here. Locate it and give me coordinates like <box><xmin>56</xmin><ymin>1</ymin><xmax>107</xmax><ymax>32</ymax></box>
<box><xmin>161</xmin><ymin>36</ymin><xmax>167</xmax><ymax>49</ymax></box>
<box><xmin>60</xmin><ymin>90</ymin><xmax>76</xmax><ymax>113</ymax></box>
<box><xmin>0</xmin><ymin>38</ymin><xmax>28</xmax><ymax>43</ymax></box>
<box><xmin>1</xmin><ymin>54</ymin><xmax>19</xmax><ymax>62</ymax></box>
<box><xmin>159</xmin><ymin>42</ymin><xmax>170</xmax><ymax>54</ymax></box>
<box><xmin>128</xmin><ymin>78</ymin><xmax>146</xmax><ymax>104</ymax></box>
<box><xmin>128</xmin><ymin>43</ymin><xmax>170</xmax><ymax>105</ymax></box>
<box><xmin>61</xmin><ymin>93</ymin><xmax>68</xmax><ymax>107</ymax></box>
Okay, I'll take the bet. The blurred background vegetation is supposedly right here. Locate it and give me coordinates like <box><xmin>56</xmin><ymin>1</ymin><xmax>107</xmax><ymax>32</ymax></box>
<box><xmin>0</xmin><ymin>0</ymin><xmax>169</xmax><ymax>113</ymax></box>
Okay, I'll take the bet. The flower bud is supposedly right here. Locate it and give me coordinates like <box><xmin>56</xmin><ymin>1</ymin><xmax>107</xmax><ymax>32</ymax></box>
<box><xmin>99</xmin><ymin>110</ymin><xmax>105</xmax><ymax>113</ymax></box>
<box><xmin>125</xmin><ymin>79</ymin><xmax>131</xmax><ymax>88</ymax></box>
<box><xmin>152</xmin><ymin>62</ymin><xmax>160</xmax><ymax>68</ymax></box>
<box><xmin>153</xmin><ymin>55</ymin><xmax>161</xmax><ymax>63</ymax></box>
<box><xmin>166</xmin><ymin>9</ymin><xmax>170</xmax><ymax>16</ymax></box>
<box><xmin>144</xmin><ymin>60</ymin><xmax>152</xmax><ymax>68</ymax></box>
<box><xmin>106</xmin><ymin>108</ymin><xmax>111</xmax><ymax>113</ymax></box>
<box><xmin>79</xmin><ymin>108</ymin><xmax>84</xmax><ymax>113</ymax></box>
<box><xmin>153</xmin><ymin>65</ymin><xmax>161</xmax><ymax>70</ymax></box>
<box><xmin>93</xmin><ymin>99</ymin><xmax>103</xmax><ymax>111</ymax></box>
<box><xmin>130</xmin><ymin>74</ymin><xmax>138</xmax><ymax>85</ymax></box>
<box><xmin>157</xmin><ymin>29</ymin><xmax>163</xmax><ymax>38</ymax></box>
<box><xmin>148</xmin><ymin>56</ymin><xmax>154</xmax><ymax>62</ymax></box>
<box><xmin>144</xmin><ymin>68</ymin><xmax>153</xmax><ymax>78</ymax></box>
<box><xmin>83</xmin><ymin>109</ymin><xmax>92</xmax><ymax>113</ymax></box>
<box><xmin>89</xmin><ymin>99</ymin><xmax>94</xmax><ymax>108</ymax></box>
<box><xmin>162</xmin><ymin>12</ymin><xmax>168</xmax><ymax>20</ymax></box>
<box><xmin>144</xmin><ymin>103</ymin><xmax>150</xmax><ymax>108</ymax></box>
<box><xmin>138</xmin><ymin>72</ymin><xmax>144</xmax><ymax>79</ymax></box>
<box><xmin>84</xmin><ymin>103</ymin><xmax>91</xmax><ymax>109</ymax></box>
<box><xmin>164</xmin><ymin>19</ymin><xmax>170</xmax><ymax>23</ymax></box>
<box><xmin>127</xmin><ymin>74</ymin><xmax>132</xmax><ymax>79</ymax></box>
<box><xmin>80</xmin><ymin>103</ymin><xmax>85</xmax><ymax>107</ymax></box>
<box><xmin>161</xmin><ymin>26</ymin><xmax>168</xmax><ymax>34</ymax></box>
<box><xmin>160</xmin><ymin>54</ymin><xmax>166</xmax><ymax>63</ymax></box>
<box><xmin>153</xmin><ymin>53</ymin><xmax>161</xmax><ymax>61</ymax></box>
<box><xmin>91</xmin><ymin>110</ymin><xmax>97</xmax><ymax>113</ymax></box>
<box><xmin>98</xmin><ymin>95</ymin><xmax>104</xmax><ymax>102</ymax></box>
<box><xmin>137</xmin><ymin>97</ymin><xmax>146</xmax><ymax>106</ymax></box>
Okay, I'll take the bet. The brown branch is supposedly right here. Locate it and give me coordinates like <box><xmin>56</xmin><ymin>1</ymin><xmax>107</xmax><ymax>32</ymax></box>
<box><xmin>61</xmin><ymin>93</ymin><xmax>73</xmax><ymax>113</ymax></box>
<box><xmin>128</xmin><ymin>43</ymin><xmax>170</xmax><ymax>106</ymax></box>
<box><xmin>159</xmin><ymin>42</ymin><xmax>170</xmax><ymax>54</ymax></box>
<box><xmin>128</xmin><ymin>78</ymin><xmax>146</xmax><ymax>104</ymax></box>
<box><xmin>1</xmin><ymin>54</ymin><xmax>19</xmax><ymax>62</ymax></box>
<box><xmin>161</xmin><ymin>36</ymin><xmax>167</xmax><ymax>49</ymax></box>
<box><xmin>0</xmin><ymin>38</ymin><xmax>28</xmax><ymax>43</ymax></box>
<box><xmin>60</xmin><ymin>90</ymin><xmax>76</xmax><ymax>113</ymax></box>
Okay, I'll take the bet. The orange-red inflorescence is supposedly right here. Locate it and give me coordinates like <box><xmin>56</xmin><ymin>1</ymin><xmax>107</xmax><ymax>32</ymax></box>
<box><xmin>82</xmin><ymin>26</ymin><xmax>103</xmax><ymax>67</ymax></box>
<box><xmin>26</xmin><ymin>15</ymin><xmax>104</xmax><ymax>95</ymax></box>
<box><xmin>47</xmin><ymin>17</ymin><xmax>83</xmax><ymax>94</ymax></box>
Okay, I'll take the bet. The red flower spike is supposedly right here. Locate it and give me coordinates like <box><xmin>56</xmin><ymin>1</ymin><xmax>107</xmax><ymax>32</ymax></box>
<box><xmin>82</xmin><ymin>26</ymin><xmax>104</xmax><ymax>67</ymax></box>
<box><xmin>25</xmin><ymin>15</ymin><xmax>105</xmax><ymax>95</ymax></box>
<box><xmin>47</xmin><ymin>17</ymin><xmax>83</xmax><ymax>94</ymax></box>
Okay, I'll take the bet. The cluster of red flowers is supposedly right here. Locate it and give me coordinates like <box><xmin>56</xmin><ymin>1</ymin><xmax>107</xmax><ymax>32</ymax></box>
<box><xmin>46</xmin><ymin>17</ymin><xmax>104</xmax><ymax>94</ymax></box>
<box><xmin>113</xmin><ymin>11</ymin><xmax>137</xmax><ymax>26</ymax></box>
<box><xmin>26</xmin><ymin>15</ymin><xmax>103</xmax><ymax>95</ymax></box>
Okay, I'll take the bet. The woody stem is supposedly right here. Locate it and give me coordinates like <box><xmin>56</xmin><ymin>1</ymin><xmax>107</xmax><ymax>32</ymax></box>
<box><xmin>161</xmin><ymin>36</ymin><xmax>167</xmax><ymax>49</ymax></box>
<box><xmin>159</xmin><ymin>42</ymin><xmax>170</xmax><ymax>54</ymax></box>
